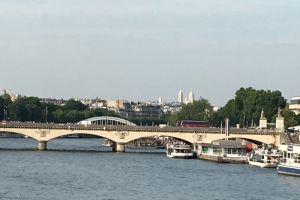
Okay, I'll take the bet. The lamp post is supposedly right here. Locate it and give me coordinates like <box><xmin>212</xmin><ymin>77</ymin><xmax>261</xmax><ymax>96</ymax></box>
<box><xmin>3</xmin><ymin>106</ymin><xmax>7</xmax><ymax>121</ymax></box>
<box><xmin>1</xmin><ymin>105</ymin><xmax>8</xmax><ymax>121</ymax></box>
<box><xmin>45</xmin><ymin>106</ymin><xmax>48</xmax><ymax>123</ymax></box>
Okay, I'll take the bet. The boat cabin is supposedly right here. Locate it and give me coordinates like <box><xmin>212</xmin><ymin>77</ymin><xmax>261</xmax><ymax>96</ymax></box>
<box><xmin>278</xmin><ymin>144</ymin><xmax>300</xmax><ymax>165</ymax></box>
<box><xmin>277</xmin><ymin>144</ymin><xmax>300</xmax><ymax>176</ymax></box>
<box><xmin>197</xmin><ymin>140</ymin><xmax>248</xmax><ymax>163</ymax></box>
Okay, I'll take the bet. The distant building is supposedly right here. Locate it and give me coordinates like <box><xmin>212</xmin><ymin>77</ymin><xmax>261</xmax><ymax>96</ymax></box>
<box><xmin>132</xmin><ymin>105</ymin><xmax>163</xmax><ymax>118</ymax></box>
<box><xmin>158</xmin><ymin>97</ymin><xmax>163</xmax><ymax>105</ymax></box>
<box><xmin>185</xmin><ymin>89</ymin><xmax>194</xmax><ymax>104</ymax></box>
<box><xmin>178</xmin><ymin>90</ymin><xmax>183</xmax><ymax>103</ymax></box>
<box><xmin>289</xmin><ymin>97</ymin><xmax>300</xmax><ymax>115</ymax></box>
<box><xmin>90</xmin><ymin>99</ymin><xmax>107</xmax><ymax>109</ymax></box>
<box><xmin>107</xmin><ymin>100</ymin><xmax>126</xmax><ymax>109</ymax></box>
<box><xmin>162</xmin><ymin>102</ymin><xmax>182</xmax><ymax>114</ymax></box>
<box><xmin>40</xmin><ymin>98</ymin><xmax>66</xmax><ymax>105</ymax></box>
<box><xmin>213</xmin><ymin>106</ymin><xmax>220</xmax><ymax>112</ymax></box>
<box><xmin>2</xmin><ymin>89</ymin><xmax>19</xmax><ymax>102</ymax></box>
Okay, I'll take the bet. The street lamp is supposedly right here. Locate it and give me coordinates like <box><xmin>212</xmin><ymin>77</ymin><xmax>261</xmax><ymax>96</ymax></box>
<box><xmin>45</xmin><ymin>106</ymin><xmax>48</xmax><ymax>123</ymax></box>
<box><xmin>2</xmin><ymin>106</ymin><xmax>7</xmax><ymax>121</ymax></box>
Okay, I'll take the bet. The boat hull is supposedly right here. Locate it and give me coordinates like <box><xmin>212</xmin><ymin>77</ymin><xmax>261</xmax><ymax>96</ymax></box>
<box><xmin>277</xmin><ymin>164</ymin><xmax>300</xmax><ymax>176</ymax></box>
<box><xmin>248</xmin><ymin>160</ymin><xmax>277</xmax><ymax>168</ymax></box>
<box><xmin>167</xmin><ymin>153</ymin><xmax>195</xmax><ymax>159</ymax></box>
<box><xmin>198</xmin><ymin>154</ymin><xmax>248</xmax><ymax>164</ymax></box>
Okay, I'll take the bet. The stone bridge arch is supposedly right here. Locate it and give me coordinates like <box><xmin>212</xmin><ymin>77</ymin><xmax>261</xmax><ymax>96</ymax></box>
<box><xmin>45</xmin><ymin>130</ymin><xmax>121</xmax><ymax>143</ymax></box>
<box><xmin>124</xmin><ymin>132</ymin><xmax>197</xmax><ymax>145</ymax></box>
<box><xmin>0</xmin><ymin>129</ymin><xmax>41</xmax><ymax>141</ymax></box>
<box><xmin>222</xmin><ymin>135</ymin><xmax>280</xmax><ymax>146</ymax></box>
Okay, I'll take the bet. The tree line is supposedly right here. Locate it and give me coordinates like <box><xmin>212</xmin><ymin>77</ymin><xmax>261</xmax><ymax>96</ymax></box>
<box><xmin>0</xmin><ymin>95</ymin><xmax>117</xmax><ymax>123</ymax></box>
<box><xmin>167</xmin><ymin>87</ymin><xmax>300</xmax><ymax>128</ymax></box>
<box><xmin>1</xmin><ymin>87</ymin><xmax>299</xmax><ymax>128</ymax></box>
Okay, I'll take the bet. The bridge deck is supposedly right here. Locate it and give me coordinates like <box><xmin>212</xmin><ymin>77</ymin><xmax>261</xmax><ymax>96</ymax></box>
<box><xmin>0</xmin><ymin>122</ymin><xmax>280</xmax><ymax>135</ymax></box>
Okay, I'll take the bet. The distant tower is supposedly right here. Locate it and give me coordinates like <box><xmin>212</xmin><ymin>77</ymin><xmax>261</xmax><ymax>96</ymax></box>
<box><xmin>178</xmin><ymin>90</ymin><xmax>183</xmax><ymax>103</ymax></box>
<box><xmin>158</xmin><ymin>97</ymin><xmax>163</xmax><ymax>105</ymax></box>
<box><xmin>188</xmin><ymin>89</ymin><xmax>194</xmax><ymax>104</ymax></box>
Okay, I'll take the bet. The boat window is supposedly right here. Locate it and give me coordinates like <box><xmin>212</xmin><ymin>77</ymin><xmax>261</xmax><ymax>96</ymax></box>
<box><xmin>213</xmin><ymin>147</ymin><xmax>222</xmax><ymax>155</ymax></box>
<box><xmin>237</xmin><ymin>149</ymin><xmax>242</xmax><ymax>155</ymax></box>
<box><xmin>284</xmin><ymin>151</ymin><xmax>287</xmax><ymax>158</ymax></box>
<box><xmin>232</xmin><ymin>149</ymin><xmax>237</xmax><ymax>154</ymax></box>
<box><xmin>226</xmin><ymin>148</ymin><xmax>231</xmax><ymax>154</ymax></box>
<box><xmin>202</xmin><ymin>147</ymin><xmax>208</xmax><ymax>153</ymax></box>
<box><xmin>288</xmin><ymin>153</ymin><xmax>291</xmax><ymax>159</ymax></box>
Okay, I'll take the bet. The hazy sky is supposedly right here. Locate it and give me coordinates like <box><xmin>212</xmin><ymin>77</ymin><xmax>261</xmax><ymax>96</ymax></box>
<box><xmin>1</xmin><ymin>0</ymin><xmax>300</xmax><ymax>106</ymax></box>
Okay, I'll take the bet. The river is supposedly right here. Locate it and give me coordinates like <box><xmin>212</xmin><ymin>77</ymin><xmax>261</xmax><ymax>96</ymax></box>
<box><xmin>0</xmin><ymin>138</ymin><xmax>299</xmax><ymax>200</ymax></box>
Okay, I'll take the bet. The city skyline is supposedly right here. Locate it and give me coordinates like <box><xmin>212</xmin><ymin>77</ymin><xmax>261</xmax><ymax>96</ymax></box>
<box><xmin>0</xmin><ymin>87</ymin><xmax>295</xmax><ymax>108</ymax></box>
<box><xmin>1</xmin><ymin>0</ymin><xmax>300</xmax><ymax>106</ymax></box>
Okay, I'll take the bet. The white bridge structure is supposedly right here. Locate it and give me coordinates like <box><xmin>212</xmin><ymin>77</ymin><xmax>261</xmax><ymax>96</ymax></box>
<box><xmin>0</xmin><ymin>118</ymin><xmax>285</xmax><ymax>152</ymax></box>
<box><xmin>78</xmin><ymin>116</ymin><xmax>137</xmax><ymax>126</ymax></box>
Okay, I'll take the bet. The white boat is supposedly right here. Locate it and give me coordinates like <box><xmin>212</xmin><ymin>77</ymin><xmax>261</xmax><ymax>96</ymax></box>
<box><xmin>102</xmin><ymin>139</ymin><xmax>113</xmax><ymax>147</ymax></box>
<box><xmin>166</xmin><ymin>144</ymin><xmax>195</xmax><ymax>159</ymax></box>
<box><xmin>196</xmin><ymin>140</ymin><xmax>248</xmax><ymax>163</ymax></box>
<box><xmin>248</xmin><ymin>148</ymin><xmax>280</xmax><ymax>168</ymax></box>
<box><xmin>277</xmin><ymin>144</ymin><xmax>300</xmax><ymax>176</ymax></box>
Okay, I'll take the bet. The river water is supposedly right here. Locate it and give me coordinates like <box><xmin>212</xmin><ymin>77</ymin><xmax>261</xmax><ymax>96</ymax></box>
<box><xmin>0</xmin><ymin>138</ymin><xmax>299</xmax><ymax>200</ymax></box>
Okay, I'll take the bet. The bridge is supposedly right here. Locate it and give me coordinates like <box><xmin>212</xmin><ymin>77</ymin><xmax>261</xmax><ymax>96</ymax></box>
<box><xmin>0</xmin><ymin>121</ymin><xmax>284</xmax><ymax>152</ymax></box>
<box><xmin>78</xmin><ymin>116</ymin><xmax>137</xmax><ymax>126</ymax></box>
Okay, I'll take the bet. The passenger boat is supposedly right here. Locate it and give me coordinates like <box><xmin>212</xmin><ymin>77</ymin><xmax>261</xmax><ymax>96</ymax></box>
<box><xmin>196</xmin><ymin>140</ymin><xmax>248</xmax><ymax>163</ymax></box>
<box><xmin>166</xmin><ymin>144</ymin><xmax>195</xmax><ymax>159</ymax></box>
<box><xmin>277</xmin><ymin>144</ymin><xmax>300</xmax><ymax>176</ymax></box>
<box><xmin>248</xmin><ymin>148</ymin><xmax>280</xmax><ymax>168</ymax></box>
<box><xmin>102</xmin><ymin>139</ymin><xmax>113</xmax><ymax>147</ymax></box>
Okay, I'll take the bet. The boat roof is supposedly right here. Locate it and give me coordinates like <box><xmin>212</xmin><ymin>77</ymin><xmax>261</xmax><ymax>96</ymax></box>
<box><xmin>200</xmin><ymin>140</ymin><xmax>245</xmax><ymax>149</ymax></box>
<box><xmin>279</xmin><ymin>144</ymin><xmax>300</xmax><ymax>152</ymax></box>
<box><xmin>169</xmin><ymin>144</ymin><xmax>191</xmax><ymax>149</ymax></box>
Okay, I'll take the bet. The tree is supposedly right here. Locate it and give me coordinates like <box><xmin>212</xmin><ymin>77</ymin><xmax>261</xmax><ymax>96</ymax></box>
<box><xmin>215</xmin><ymin>87</ymin><xmax>287</xmax><ymax>127</ymax></box>
<box><xmin>282</xmin><ymin>107</ymin><xmax>297</xmax><ymax>128</ymax></box>
<box><xmin>64</xmin><ymin>99</ymin><xmax>87</xmax><ymax>111</ymax></box>
<box><xmin>170</xmin><ymin>99</ymin><xmax>213</xmax><ymax>126</ymax></box>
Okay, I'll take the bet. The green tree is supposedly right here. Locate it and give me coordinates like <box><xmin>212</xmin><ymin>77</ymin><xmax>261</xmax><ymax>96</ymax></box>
<box><xmin>170</xmin><ymin>99</ymin><xmax>213</xmax><ymax>126</ymax></box>
<box><xmin>282</xmin><ymin>107</ymin><xmax>297</xmax><ymax>128</ymax></box>
<box><xmin>64</xmin><ymin>99</ymin><xmax>87</xmax><ymax>111</ymax></box>
<box><xmin>216</xmin><ymin>87</ymin><xmax>286</xmax><ymax>127</ymax></box>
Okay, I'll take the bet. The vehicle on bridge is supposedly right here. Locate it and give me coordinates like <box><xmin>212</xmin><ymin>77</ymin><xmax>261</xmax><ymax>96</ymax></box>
<box><xmin>178</xmin><ymin>120</ymin><xmax>208</xmax><ymax>128</ymax></box>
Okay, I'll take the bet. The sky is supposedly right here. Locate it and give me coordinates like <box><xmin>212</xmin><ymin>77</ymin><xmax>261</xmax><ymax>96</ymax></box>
<box><xmin>0</xmin><ymin>0</ymin><xmax>300</xmax><ymax>106</ymax></box>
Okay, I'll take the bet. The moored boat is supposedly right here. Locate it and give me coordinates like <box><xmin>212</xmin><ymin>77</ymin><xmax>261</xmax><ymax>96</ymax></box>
<box><xmin>102</xmin><ymin>139</ymin><xmax>113</xmax><ymax>147</ymax></box>
<box><xmin>166</xmin><ymin>144</ymin><xmax>195</xmax><ymax>159</ymax></box>
<box><xmin>248</xmin><ymin>148</ymin><xmax>280</xmax><ymax>168</ymax></box>
<box><xmin>277</xmin><ymin>144</ymin><xmax>300</xmax><ymax>176</ymax></box>
<box><xmin>196</xmin><ymin>140</ymin><xmax>248</xmax><ymax>163</ymax></box>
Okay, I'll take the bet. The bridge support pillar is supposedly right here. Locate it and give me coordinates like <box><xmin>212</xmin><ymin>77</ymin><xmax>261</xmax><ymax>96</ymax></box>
<box><xmin>37</xmin><ymin>141</ymin><xmax>47</xmax><ymax>151</ymax></box>
<box><xmin>112</xmin><ymin>142</ymin><xmax>125</xmax><ymax>152</ymax></box>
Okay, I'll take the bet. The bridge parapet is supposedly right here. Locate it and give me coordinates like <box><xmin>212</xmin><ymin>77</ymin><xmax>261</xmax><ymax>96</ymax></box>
<box><xmin>0</xmin><ymin>122</ymin><xmax>281</xmax><ymax>135</ymax></box>
<box><xmin>0</xmin><ymin>122</ymin><xmax>283</xmax><ymax>150</ymax></box>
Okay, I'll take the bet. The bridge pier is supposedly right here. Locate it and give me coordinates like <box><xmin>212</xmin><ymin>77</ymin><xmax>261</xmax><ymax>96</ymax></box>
<box><xmin>37</xmin><ymin>141</ymin><xmax>47</xmax><ymax>151</ymax></box>
<box><xmin>112</xmin><ymin>142</ymin><xmax>125</xmax><ymax>152</ymax></box>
